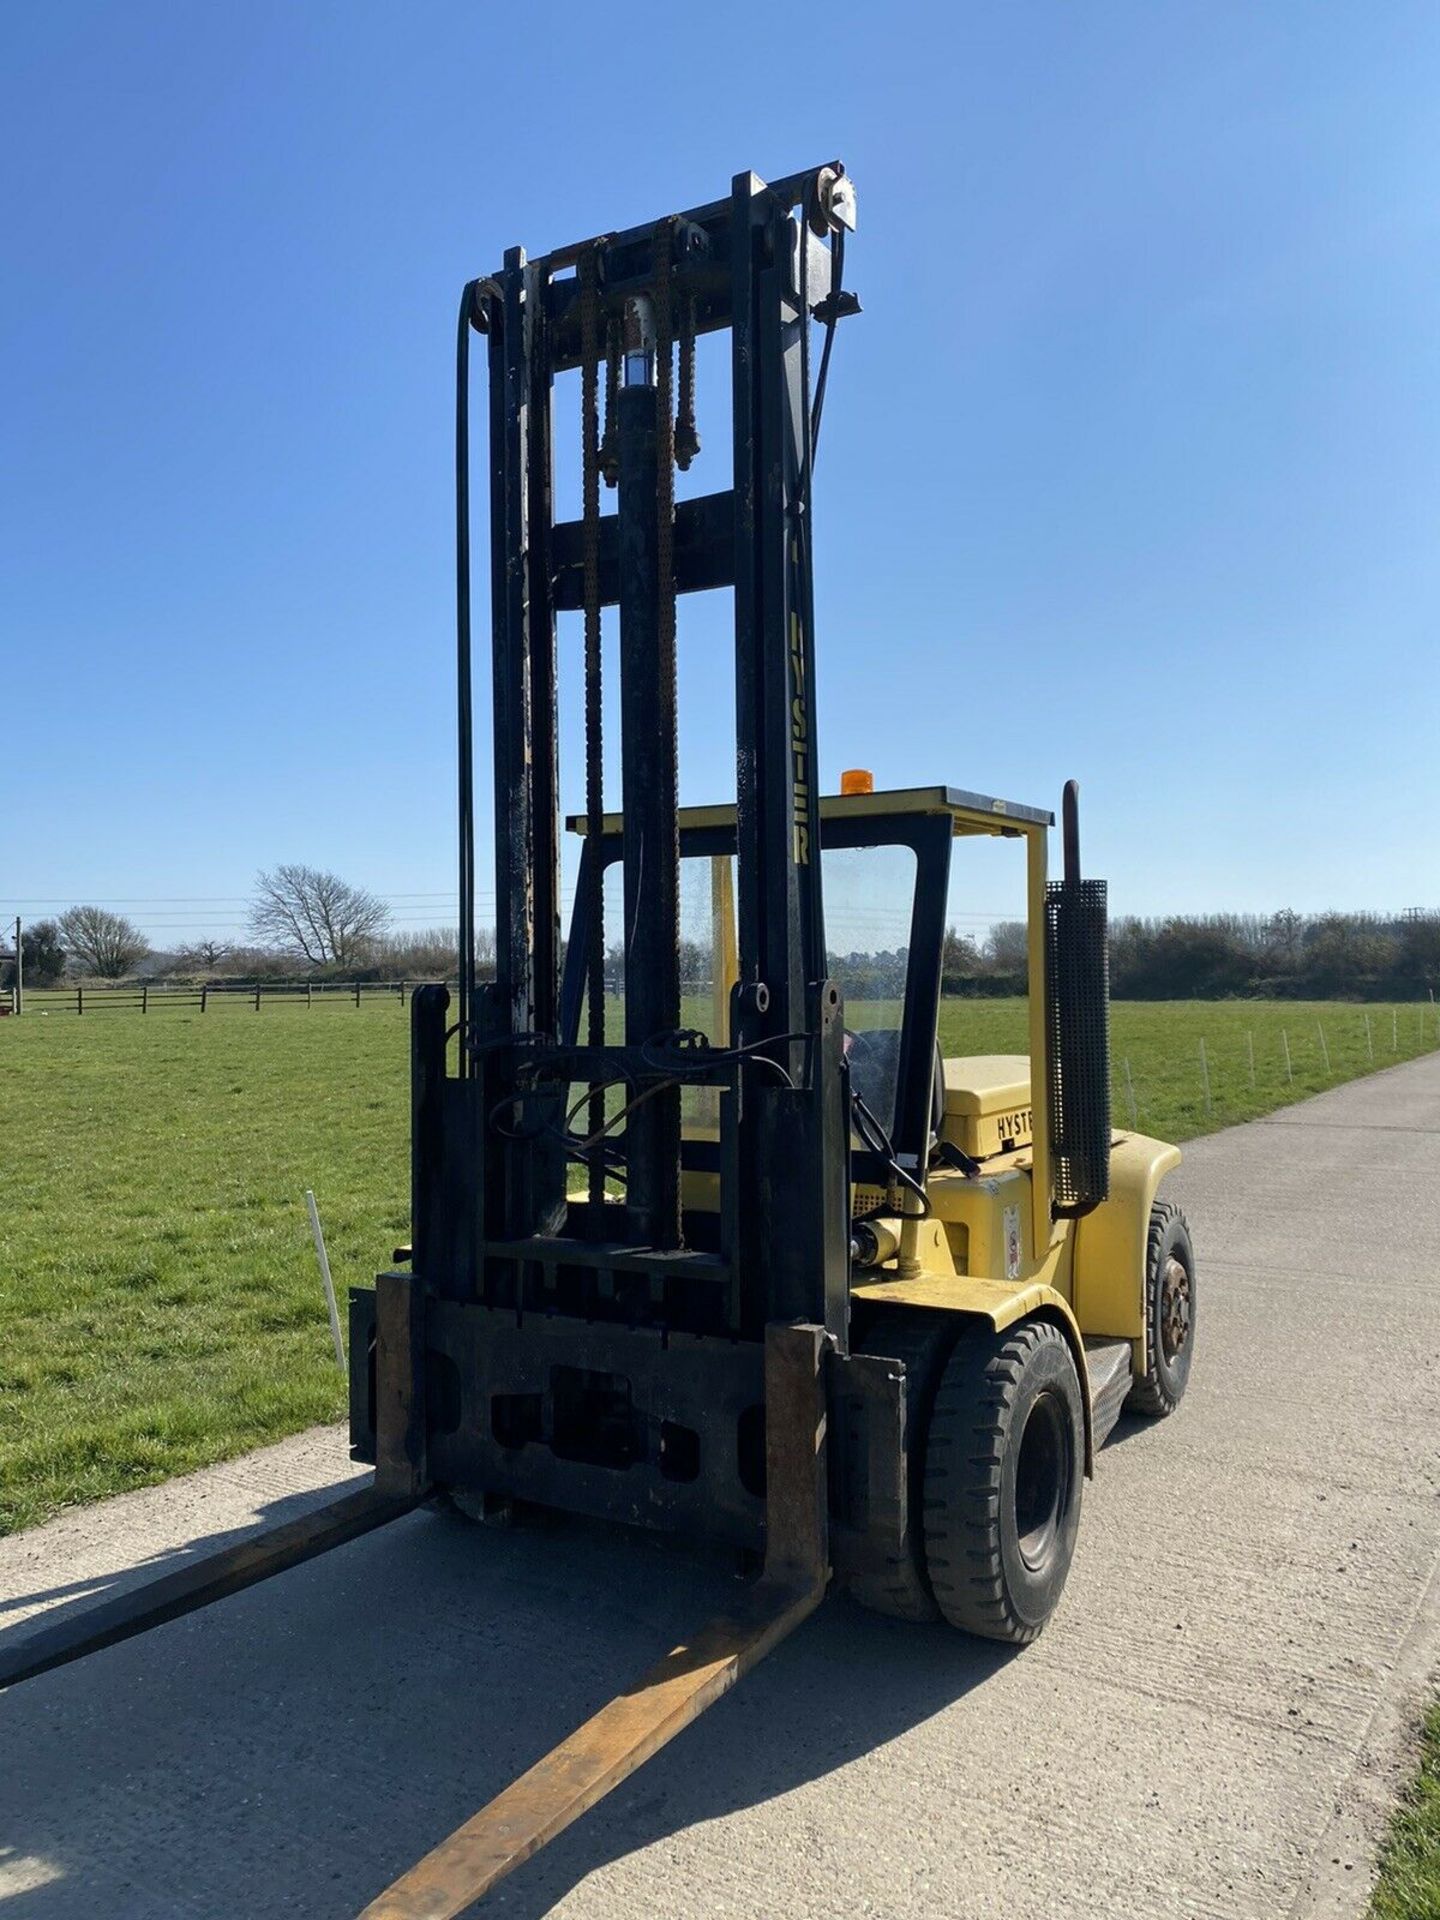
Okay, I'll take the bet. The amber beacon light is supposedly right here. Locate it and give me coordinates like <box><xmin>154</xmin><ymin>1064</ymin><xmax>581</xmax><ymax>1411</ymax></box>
<box><xmin>840</xmin><ymin>768</ymin><xmax>875</xmax><ymax>795</ymax></box>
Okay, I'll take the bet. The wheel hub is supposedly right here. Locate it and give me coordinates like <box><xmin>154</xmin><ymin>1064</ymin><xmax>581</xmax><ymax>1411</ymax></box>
<box><xmin>1014</xmin><ymin>1390</ymin><xmax>1069</xmax><ymax>1572</ymax></box>
<box><xmin>1160</xmin><ymin>1255</ymin><xmax>1192</xmax><ymax>1362</ymax></box>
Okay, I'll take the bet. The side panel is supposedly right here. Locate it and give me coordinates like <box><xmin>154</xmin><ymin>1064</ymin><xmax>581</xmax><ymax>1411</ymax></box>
<box><xmin>1070</xmin><ymin>1133</ymin><xmax>1182</xmax><ymax>1342</ymax></box>
<box><xmin>925</xmin><ymin>1166</ymin><xmax>1075</xmax><ymax>1298</ymax></box>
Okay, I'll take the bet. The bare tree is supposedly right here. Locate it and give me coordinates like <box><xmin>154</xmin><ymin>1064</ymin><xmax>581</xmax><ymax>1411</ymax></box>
<box><xmin>249</xmin><ymin>865</ymin><xmax>390</xmax><ymax>967</ymax></box>
<box><xmin>174</xmin><ymin>939</ymin><xmax>230</xmax><ymax>972</ymax></box>
<box><xmin>472</xmin><ymin>925</ymin><xmax>496</xmax><ymax>982</ymax></box>
<box><xmin>57</xmin><ymin>905</ymin><xmax>150</xmax><ymax>978</ymax></box>
<box><xmin>985</xmin><ymin>920</ymin><xmax>1030</xmax><ymax>975</ymax></box>
<box><xmin>942</xmin><ymin>925</ymin><xmax>982</xmax><ymax>977</ymax></box>
<box><xmin>370</xmin><ymin>927</ymin><xmax>457</xmax><ymax>980</ymax></box>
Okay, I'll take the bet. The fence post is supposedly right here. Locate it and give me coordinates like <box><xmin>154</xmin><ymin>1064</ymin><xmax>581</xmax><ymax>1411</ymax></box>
<box><xmin>1364</xmin><ymin>1011</ymin><xmax>1373</xmax><ymax>1062</ymax></box>
<box><xmin>400</xmin><ymin>982</ymin><xmax>407</xmax><ymax>1009</ymax></box>
<box><xmin>1393</xmin><ymin>1007</ymin><xmax>1399</xmax><ymax>1052</ymax></box>
<box><xmin>201</xmin><ymin>984</ymin><xmax>208</xmax><ymax>1014</ymax></box>
<box><xmin>354</xmin><ymin>979</ymin><xmax>361</xmax><ymax>1009</ymax></box>
<box><xmin>142</xmin><ymin>984</ymin><xmax>148</xmax><ymax>1015</ymax></box>
<box><xmin>77</xmin><ymin>985</ymin><xmax>84</xmax><ymax>1017</ymax></box>
<box><xmin>1281</xmin><ymin>1028</ymin><xmax>1292</xmax><ymax>1084</ymax></box>
<box><xmin>1198</xmin><ymin>1038</ymin><xmax>1212</xmax><ymax>1116</ymax></box>
<box><xmin>305</xmin><ymin>1190</ymin><xmax>347</xmax><ymax>1374</ymax></box>
<box><xmin>1246</xmin><ymin>1030</ymin><xmax>1256</xmax><ymax>1089</ymax></box>
<box><xmin>1316</xmin><ymin>1022</ymin><xmax>1330</xmax><ymax>1072</ymax></box>
<box><xmin>255</xmin><ymin>981</ymin><xmax>262</xmax><ymax>1013</ymax></box>
<box><xmin>307</xmin><ymin>980</ymin><xmax>313</xmax><ymax>1009</ymax></box>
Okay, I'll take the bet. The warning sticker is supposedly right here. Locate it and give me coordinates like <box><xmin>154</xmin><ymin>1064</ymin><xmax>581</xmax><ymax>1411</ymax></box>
<box><xmin>1003</xmin><ymin>1204</ymin><xmax>1022</xmax><ymax>1281</ymax></box>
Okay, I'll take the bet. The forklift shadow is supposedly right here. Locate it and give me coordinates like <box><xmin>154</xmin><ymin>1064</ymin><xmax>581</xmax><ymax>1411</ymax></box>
<box><xmin>0</xmin><ymin>1473</ymin><xmax>368</xmax><ymax>1627</ymax></box>
<box><xmin>489</xmin><ymin>1573</ymin><xmax>1018</xmax><ymax>1920</ymax></box>
<box><xmin>0</xmin><ymin>1497</ymin><xmax>1015</xmax><ymax>1919</ymax></box>
<box><xmin>1099</xmin><ymin>1410</ymin><xmax>1164</xmax><ymax>1451</ymax></box>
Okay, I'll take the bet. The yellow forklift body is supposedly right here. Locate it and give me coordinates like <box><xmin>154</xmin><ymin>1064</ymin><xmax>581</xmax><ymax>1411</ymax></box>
<box><xmin>1073</xmin><ymin>1132</ymin><xmax>1182</xmax><ymax>1351</ymax></box>
<box><xmin>941</xmin><ymin>1054</ymin><xmax>1034</xmax><ymax>1159</ymax></box>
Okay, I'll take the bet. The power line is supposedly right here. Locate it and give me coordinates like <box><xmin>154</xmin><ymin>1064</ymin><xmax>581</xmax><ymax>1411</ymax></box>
<box><xmin>7</xmin><ymin>892</ymin><xmax>477</xmax><ymax>906</ymax></box>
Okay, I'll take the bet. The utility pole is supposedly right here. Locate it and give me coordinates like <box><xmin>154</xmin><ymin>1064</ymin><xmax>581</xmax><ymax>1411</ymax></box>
<box><xmin>13</xmin><ymin>915</ymin><xmax>21</xmax><ymax>1016</ymax></box>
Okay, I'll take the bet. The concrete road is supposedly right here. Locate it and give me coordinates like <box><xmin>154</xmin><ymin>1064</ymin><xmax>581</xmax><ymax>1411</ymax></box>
<box><xmin>3</xmin><ymin>1056</ymin><xmax>1439</xmax><ymax>1919</ymax></box>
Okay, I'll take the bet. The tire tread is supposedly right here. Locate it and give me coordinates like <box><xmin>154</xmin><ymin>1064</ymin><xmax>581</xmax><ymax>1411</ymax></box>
<box><xmin>924</xmin><ymin>1318</ymin><xmax>1081</xmax><ymax>1645</ymax></box>
<box><xmin>1125</xmin><ymin>1199</ymin><xmax>1194</xmax><ymax>1417</ymax></box>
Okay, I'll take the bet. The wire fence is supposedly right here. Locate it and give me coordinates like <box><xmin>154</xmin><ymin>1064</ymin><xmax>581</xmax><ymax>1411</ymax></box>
<box><xmin>1111</xmin><ymin>1000</ymin><xmax>1440</xmax><ymax>1135</ymax></box>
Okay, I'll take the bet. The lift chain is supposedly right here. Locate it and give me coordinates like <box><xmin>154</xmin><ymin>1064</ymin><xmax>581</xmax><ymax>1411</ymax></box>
<box><xmin>654</xmin><ymin>216</ymin><xmax>683</xmax><ymax>1238</ymax></box>
<box><xmin>675</xmin><ymin>292</ymin><xmax>700</xmax><ymax>470</ymax></box>
<box><xmin>579</xmin><ymin>241</ymin><xmax>608</xmax><ymax>1211</ymax></box>
<box><xmin>653</xmin><ymin>227</ymin><xmax>680</xmax><ymax>893</ymax></box>
<box><xmin>599</xmin><ymin>316</ymin><xmax>621</xmax><ymax>488</ymax></box>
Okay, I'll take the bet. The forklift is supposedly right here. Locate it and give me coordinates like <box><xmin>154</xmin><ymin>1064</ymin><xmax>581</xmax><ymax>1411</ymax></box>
<box><xmin>0</xmin><ymin>163</ymin><xmax>1196</xmax><ymax>1918</ymax></box>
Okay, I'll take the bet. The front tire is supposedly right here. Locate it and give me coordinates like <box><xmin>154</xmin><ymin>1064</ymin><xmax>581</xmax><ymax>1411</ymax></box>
<box><xmin>923</xmin><ymin>1318</ymin><xmax>1084</xmax><ymax>1645</ymax></box>
<box><xmin>1126</xmin><ymin>1199</ymin><xmax>1196</xmax><ymax>1417</ymax></box>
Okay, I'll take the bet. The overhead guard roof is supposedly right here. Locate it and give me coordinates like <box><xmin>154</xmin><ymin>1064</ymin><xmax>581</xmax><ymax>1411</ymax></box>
<box><xmin>567</xmin><ymin>784</ymin><xmax>1053</xmax><ymax>838</ymax></box>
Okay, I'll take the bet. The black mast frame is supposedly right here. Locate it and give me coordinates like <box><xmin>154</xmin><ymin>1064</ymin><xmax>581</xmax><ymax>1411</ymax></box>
<box><xmin>425</xmin><ymin>165</ymin><xmax>856</xmax><ymax>1357</ymax></box>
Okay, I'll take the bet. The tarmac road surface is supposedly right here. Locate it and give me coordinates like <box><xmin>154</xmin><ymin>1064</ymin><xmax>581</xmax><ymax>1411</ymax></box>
<box><xmin>2</xmin><ymin>1054</ymin><xmax>1438</xmax><ymax>1918</ymax></box>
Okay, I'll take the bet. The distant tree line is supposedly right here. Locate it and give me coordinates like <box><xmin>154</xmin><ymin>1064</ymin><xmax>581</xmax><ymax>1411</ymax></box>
<box><xmin>162</xmin><ymin>927</ymin><xmax>487</xmax><ymax>986</ymax></box>
<box><xmin>941</xmin><ymin>909</ymin><xmax>1440</xmax><ymax>1002</ymax></box>
<box><xmin>4</xmin><ymin>868</ymin><xmax>488</xmax><ymax>988</ymax></box>
<box><xmin>9</xmin><ymin>871</ymin><xmax>1436</xmax><ymax>1007</ymax></box>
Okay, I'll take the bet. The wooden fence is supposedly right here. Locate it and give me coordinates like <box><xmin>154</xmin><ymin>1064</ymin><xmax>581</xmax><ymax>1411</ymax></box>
<box><xmin>13</xmin><ymin>979</ymin><xmax>432</xmax><ymax>1015</ymax></box>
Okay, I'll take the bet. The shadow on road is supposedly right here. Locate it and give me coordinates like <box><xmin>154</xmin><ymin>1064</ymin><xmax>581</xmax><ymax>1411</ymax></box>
<box><xmin>0</xmin><ymin>1497</ymin><xmax>1014</xmax><ymax>1917</ymax></box>
<box><xmin>0</xmin><ymin>1475</ymin><xmax>365</xmax><ymax>1622</ymax></box>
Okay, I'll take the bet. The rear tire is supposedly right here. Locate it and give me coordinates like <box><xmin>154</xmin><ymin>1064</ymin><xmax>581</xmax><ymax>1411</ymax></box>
<box><xmin>846</xmin><ymin>1310</ymin><xmax>956</xmax><ymax>1622</ymax></box>
<box><xmin>1125</xmin><ymin>1200</ymin><xmax>1196</xmax><ymax>1417</ymax></box>
<box><xmin>924</xmin><ymin>1318</ymin><xmax>1084</xmax><ymax>1645</ymax></box>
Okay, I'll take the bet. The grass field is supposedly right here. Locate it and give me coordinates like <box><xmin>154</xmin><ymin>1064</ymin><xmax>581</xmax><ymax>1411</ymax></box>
<box><xmin>0</xmin><ymin>1005</ymin><xmax>409</xmax><ymax>1533</ymax></box>
<box><xmin>1371</xmin><ymin>1703</ymin><xmax>1440</xmax><ymax>1918</ymax></box>
<box><xmin>1</xmin><ymin>993</ymin><xmax>1437</xmax><ymax>1537</ymax></box>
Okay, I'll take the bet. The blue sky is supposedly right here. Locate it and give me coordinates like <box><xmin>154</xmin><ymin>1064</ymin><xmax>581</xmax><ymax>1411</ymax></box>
<box><xmin>5</xmin><ymin>1</ymin><xmax>1437</xmax><ymax>950</ymax></box>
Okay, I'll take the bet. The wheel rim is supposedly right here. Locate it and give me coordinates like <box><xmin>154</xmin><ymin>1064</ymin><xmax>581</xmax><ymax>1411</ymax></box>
<box><xmin>1160</xmin><ymin>1255</ymin><xmax>1192</xmax><ymax>1364</ymax></box>
<box><xmin>1014</xmin><ymin>1390</ymin><xmax>1070</xmax><ymax>1572</ymax></box>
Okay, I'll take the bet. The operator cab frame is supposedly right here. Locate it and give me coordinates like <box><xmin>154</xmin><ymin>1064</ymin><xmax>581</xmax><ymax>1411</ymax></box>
<box><xmin>561</xmin><ymin>783</ymin><xmax>1056</xmax><ymax>1249</ymax></box>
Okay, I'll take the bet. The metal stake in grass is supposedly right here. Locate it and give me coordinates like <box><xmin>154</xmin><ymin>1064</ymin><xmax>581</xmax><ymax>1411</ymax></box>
<box><xmin>1393</xmin><ymin>1007</ymin><xmax>1399</xmax><ymax>1052</ymax></box>
<box><xmin>1246</xmin><ymin>1030</ymin><xmax>1256</xmax><ymax>1089</ymax></box>
<box><xmin>305</xmin><ymin>1190</ymin><xmax>347</xmax><ymax>1374</ymax></box>
<box><xmin>1199</xmin><ymin>1038</ymin><xmax>1212</xmax><ymax>1115</ymax></box>
<box><xmin>1316</xmin><ymin>1022</ymin><xmax>1331</xmax><ymax>1073</ymax></box>
<box><xmin>1281</xmin><ymin>1028</ymin><xmax>1293</xmax><ymax>1085</ymax></box>
<box><xmin>1364</xmin><ymin>1010</ymin><xmax>1373</xmax><ymax>1062</ymax></box>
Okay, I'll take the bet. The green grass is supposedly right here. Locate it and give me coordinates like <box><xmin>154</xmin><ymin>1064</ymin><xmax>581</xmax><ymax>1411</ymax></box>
<box><xmin>0</xmin><ymin>1001</ymin><xmax>410</xmax><ymax>1533</ymax></box>
<box><xmin>1</xmin><ymin>994</ymin><xmax>1437</xmax><ymax>1536</ymax></box>
<box><xmin>933</xmin><ymin>996</ymin><xmax>1440</xmax><ymax>1142</ymax></box>
<box><xmin>1371</xmin><ymin>1703</ymin><xmax>1440</xmax><ymax>1918</ymax></box>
